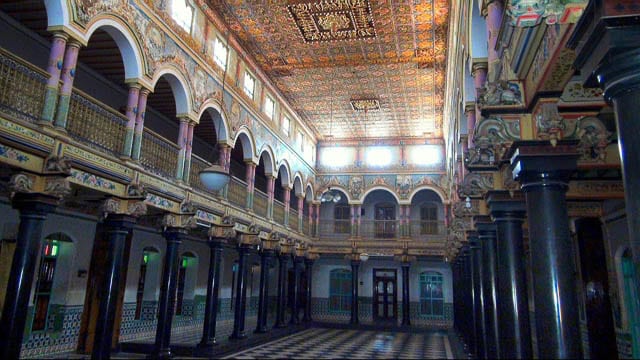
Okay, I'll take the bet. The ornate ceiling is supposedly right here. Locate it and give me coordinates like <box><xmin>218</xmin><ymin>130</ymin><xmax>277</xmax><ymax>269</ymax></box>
<box><xmin>210</xmin><ymin>0</ymin><xmax>449</xmax><ymax>140</ymax></box>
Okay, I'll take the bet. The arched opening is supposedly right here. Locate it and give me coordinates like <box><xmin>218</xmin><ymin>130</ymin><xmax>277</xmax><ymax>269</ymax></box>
<box><xmin>134</xmin><ymin>247</ymin><xmax>160</xmax><ymax>321</ymax></box>
<box><xmin>227</xmin><ymin>133</ymin><xmax>251</xmax><ymax>207</ymax></box>
<box><xmin>253</xmin><ymin>151</ymin><xmax>271</xmax><ymax>217</ymax></box>
<box><xmin>361</xmin><ymin>189</ymin><xmax>399</xmax><ymax>239</ymax></box>
<box><xmin>175</xmin><ymin>252</ymin><xmax>198</xmax><ymax>317</ymax></box>
<box><xmin>410</xmin><ymin>189</ymin><xmax>444</xmax><ymax>237</ymax></box>
<box><xmin>318</xmin><ymin>188</ymin><xmax>349</xmax><ymax>239</ymax></box>
<box><xmin>190</xmin><ymin>107</ymin><xmax>225</xmax><ymax>194</ymax></box>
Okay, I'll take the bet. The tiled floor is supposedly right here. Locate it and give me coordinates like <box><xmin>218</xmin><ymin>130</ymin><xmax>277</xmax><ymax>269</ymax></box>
<box><xmin>221</xmin><ymin>328</ymin><xmax>454</xmax><ymax>359</ymax></box>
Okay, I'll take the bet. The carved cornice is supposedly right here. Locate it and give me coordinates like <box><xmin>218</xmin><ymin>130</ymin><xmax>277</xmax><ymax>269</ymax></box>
<box><xmin>9</xmin><ymin>171</ymin><xmax>71</xmax><ymax>202</ymax></box>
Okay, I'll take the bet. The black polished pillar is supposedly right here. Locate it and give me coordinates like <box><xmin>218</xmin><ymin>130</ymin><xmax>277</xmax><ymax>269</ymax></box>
<box><xmin>487</xmin><ymin>190</ymin><xmax>532</xmax><ymax>359</ymax></box>
<box><xmin>401</xmin><ymin>262</ymin><xmax>411</xmax><ymax>326</ymax></box>
<box><xmin>460</xmin><ymin>246</ymin><xmax>475</xmax><ymax>356</ymax></box>
<box><xmin>198</xmin><ymin>239</ymin><xmax>225</xmax><ymax>349</ymax></box>
<box><xmin>465</xmin><ymin>241</ymin><xmax>479</xmax><ymax>358</ymax></box>
<box><xmin>469</xmin><ymin>231</ymin><xmax>487</xmax><ymax>359</ymax></box>
<box><xmin>0</xmin><ymin>193</ymin><xmax>58</xmax><ymax>360</ymax></box>
<box><xmin>303</xmin><ymin>257</ymin><xmax>314</xmax><ymax>322</ymax></box>
<box><xmin>230</xmin><ymin>243</ymin><xmax>251</xmax><ymax>339</ymax></box>
<box><xmin>275</xmin><ymin>252</ymin><xmax>289</xmax><ymax>328</ymax></box>
<box><xmin>350</xmin><ymin>260</ymin><xmax>360</xmax><ymax>325</ymax></box>
<box><xmin>255</xmin><ymin>248</ymin><xmax>274</xmax><ymax>333</ymax></box>
<box><xmin>152</xmin><ymin>227</ymin><xmax>186</xmax><ymax>358</ymax></box>
<box><xmin>510</xmin><ymin>141</ymin><xmax>581</xmax><ymax>358</ymax></box>
<box><xmin>475</xmin><ymin>217</ymin><xmax>499</xmax><ymax>359</ymax></box>
<box><xmin>290</xmin><ymin>256</ymin><xmax>303</xmax><ymax>324</ymax></box>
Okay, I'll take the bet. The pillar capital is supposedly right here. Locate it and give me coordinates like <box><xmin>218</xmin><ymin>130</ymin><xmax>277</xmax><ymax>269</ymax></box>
<box><xmin>485</xmin><ymin>190</ymin><xmax>527</xmax><ymax>220</ymax></box>
<box><xmin>471</xmin><ymin>59</ymin><xmax>489</xmax><ymax>75</ymax></box>
<box><xmin>208</xmin><ymin>217</ymin><xmax>237</xmax><ymax>244</ymax></box>
<box><xmin>508</xmin><ymin>140</ymin><xmax>580</xmax><ymax>189</ymax></box>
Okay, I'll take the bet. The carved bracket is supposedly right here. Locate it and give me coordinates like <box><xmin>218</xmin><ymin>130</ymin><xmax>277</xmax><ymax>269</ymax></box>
<box><xmin>102</xmin><ymin>197</ymin><xmax>148</xmax><ymax>218</ymax></box>
<box><xmin>477</xmin><ymin>81</ymin><xmax>523</xmax><ymax>108</ymax></box>
<box><xmin>467</xmin><ymin>116</ymin><xmax>521</xmax><ymax>167</ymax></box>
<box><xmin>507</xmin><ymin>0</ymin><xmax>588</xmax><ymax>27</ymax></box>
<box><xmin>457</xmin><ymin>173</ymin><xmax>494</xmax><ymax>199</ymax></box>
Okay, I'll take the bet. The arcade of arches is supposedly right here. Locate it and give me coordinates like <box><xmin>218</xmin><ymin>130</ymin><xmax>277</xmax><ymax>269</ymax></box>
<box><xmin>0</xmin><ymin>0</ymin><xmax>638</xmax><ymax>359</ymax></box>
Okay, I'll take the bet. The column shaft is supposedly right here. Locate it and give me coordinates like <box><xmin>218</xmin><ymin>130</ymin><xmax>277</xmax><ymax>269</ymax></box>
<box><xmin>122</xmin><ymin>85</ymin><xmax>140</xmax><ymax>158</ymax></box>
<box><xmin>175</xmin><ymin>119</ymin><xmax>189</xmax><ymax>180</ymax></box>
<box><xmin>275</xmin><ymin>254</ymin><xmax>288</xmax><ymax>328</ymax></box>
<box><xmin>53</xmin><ymin>41</ymin><xmax>81</xmax><ymax>128</ymax></box>
<box><xmin>198</xmin><ymin>241</ymin><xmax>224</xmax><ymax>348</ymax></box>
<box><xmin>131</xmin><ymin>89</ymin><xmax>149</xmax><ymax>160</ymax></box>
<box><xmin>470</xmin><ymin>237</ymin><xmax>487</xmax><ymax>359</ymax></box>
<box><xmin>350</xmin><ymin>260</ymin><xmax>360</xmax><ymax>324</ymax></box>
<box><xmin>230</xmin><ymin>244</ymin><xmax>250</xmax><ymax>339</ymax></box>
<box><xmin>477</xmin><ymin>221</ymin><xmax>499</xmax><ymax>358</ymax></box>
<box><xmin>255</xmin><ymin>249</ymin><xmax>274</xmax><ymax>333</ymax></box>
<box><xmin>245</xmin><ymin>163</ymin><xmax>256</xmax><ymax>210</ymax></box>
<box><xmin>303</xmin><ymin>259</ymin><xmax>314</xmax><ymax>322</ymax></box>
<box><xmin>290</xmin><ymin>256</ymin><xmax>302</xmax><ymax>324</ymax></box>
<box><xmin>41</xmin><ymin>33</ymin><xmax>68</xmax><ymax>123</ymax></box>
<box><xmin>182</xmin><ymin>122</ymin><xmax>195</xmax><ymax>182</ymax></box>
<box><xmin>401</xmin><ymin>263</ymin><xmax>411</xmax><ymax>326</ymax></box>
<box><xmin>283</xmin><ymin>188</ymin><xmax>291</xmax><ymax>227</ymax></box>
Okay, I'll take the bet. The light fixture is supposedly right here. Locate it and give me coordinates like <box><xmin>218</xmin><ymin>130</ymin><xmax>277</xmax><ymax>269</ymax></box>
<box><xmin>465</xmin><ymin>196</ymin><xmax>472</xmax><ymax>209</ymax></box>
<box><xmin>359</xmin><ymin>252</ymin><xmax>369</xmax><ymax>262</ymax></box>
<box><xmin>199</xmin><ymin>29</ymin><xmax>231</xmax><ymax>192</ymax></box>
<box><xmin>320</xmin><ymin>186</ymin><xmax>342</xmax><ymax>203</ymax></box>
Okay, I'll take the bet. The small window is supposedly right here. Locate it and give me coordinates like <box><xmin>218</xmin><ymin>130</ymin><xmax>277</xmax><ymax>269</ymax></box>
<box><xmin>334</xmin><ymin>205</ymin><xmax>350</xmax><ymax>234</ymax></box>
<box><xmin>175</xmin><ymin>254</ymin><xmax>195</xmax><ymax>316</ymax></box>
<box><xmin>282</xmin><ymin>116</ymin><xmax>291</xmax><ymax>136</ymax></box>
<box><xmin>170</xmin><ymin>0</ymin><xmax>194</xmax><ymax>33</ymax></box>
<box><xmin>329</xmin><ymin>269</ymin><xmax>352</xmax><ymax>313</ymax></box>
<box><xmin>297</xmin><ymin>131</ymin><xmax>304</xmax><ymax>152</ymax></box>
<box><xmin>32</xmin><ymin>237</ymin><xmax>61</xmax><ymax>331</ymax></box>
<box><xmin>134</xmin><ymin>251</ymin><xmax>150</xmax><ymax>320</ymax></box>
<box><xmin>419</xmin><ymin>271</ymin><xmax>444</xmax><ymax>318</ymax></box>
<box><xmin>420</xmin><ymin>203</ymin><xmax>439</xmax><ymax>235</ymax></box>
<box><xmin>243</xmin><ymin>71</ymin><xmax>255</xmax><ymax>99</ymax></box>
<box><xmin>213</xmin><ymin>37</ymin><xmax>228</xmax><ymax>69</ymax></box>
<box><xmin>264</xmin><ymin>96</ymin><xmax>275</xmax><ymax>119</ymax></box>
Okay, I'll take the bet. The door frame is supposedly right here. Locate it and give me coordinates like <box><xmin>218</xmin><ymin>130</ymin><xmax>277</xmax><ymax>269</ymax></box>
<box><xmin>372</xmin><ymin>268</ymin><xmax>398</xmax><ymax>321</ymax></box>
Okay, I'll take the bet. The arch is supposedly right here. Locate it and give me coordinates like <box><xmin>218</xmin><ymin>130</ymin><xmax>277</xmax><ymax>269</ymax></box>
<box><xmin>305</xmin><ymin>183</ymin><xmax>314</xmax><ymax>202</ymax></box>
<box><xmin>84</xmin><ymin>17</ymin><xmax>145</xmax><ymax>80</ymax></box>
<box><xmin>44</xmin><ymin>0</ymin><xmax>70</xmax><ymax>28</ymax></box>
<box><xmin>151</xmin><ymin>65</ymin><xmax>192</xmax><ymax>115</ymax></box>
<box><xmin>317</xmin><ymin>185</ymin><xmax>352</xmax><ymax>203</ymax></box>
<box><xmin>198</xmin><ymin>100</ymin><xmax>230</xmax><ymax>143</ymax></box>
<box><xmin>233</xmin><ymin>127</ymin><xmax>256</xmax><ymax>161</ymax></box>
<box><xmin>258</xmin><ymin>145</ymin><xmax>276</xmax><ymax>175</ymax></box>
<box><xmin>293</xmin><ymin>173</ymin><xmax>304</xmax><ymax>196</ymax></box>
<box><xmin>408</xmin><ymin>185</ymin><xmax>447</xmax><ymax>204</ymax></box>
<box><xmin>277</xmin><ymin>161</ymin><xmax>291</xmax><ymax>187</ymax></box>
<box><xmin>361</xmin><ymin>186</ymin><xmax>401</xmax><ymax>204</ymax></box>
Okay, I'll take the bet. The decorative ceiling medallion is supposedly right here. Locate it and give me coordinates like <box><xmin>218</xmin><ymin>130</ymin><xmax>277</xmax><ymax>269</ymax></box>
<box><xmin>350</xmin><ymin>98</ymin><xmax>380</xmax><ymax>112</ymax></box>
<box><xmin>287</xmin><ymin>0</ymin><xmax>377</xmax><ymax>43</ymax></box>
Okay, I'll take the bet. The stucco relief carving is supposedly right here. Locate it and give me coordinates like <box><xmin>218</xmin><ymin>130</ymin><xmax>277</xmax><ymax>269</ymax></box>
<box><xmin>466</xmin><ymin>116</ymin><xmax>521</xmax><ymax>167</ymax></box>
<box><xmin>457</xmin><ymin>173</ymin><xmax>494</xmax><ymax>199</ymax></box>
<box><xmin>477</xmin><ymin>81</ymin><xmax>523</xmax><ymax>108</ymax></box>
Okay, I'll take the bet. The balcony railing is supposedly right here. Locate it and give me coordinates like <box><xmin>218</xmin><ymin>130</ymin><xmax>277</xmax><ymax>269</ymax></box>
<box><xmin>317</xmin><ymin>219</ymin><xmax>446</xmax><ymax>240</ymax></box>
<box><xmin>189</xmin><ymin>155</ymin><xmax>222</xmax><ymax>197</ymax></box>
<box><xmin>253</xmin><ymin>190</ymin><xmax>268</xmax><ymax>217</ymax></box>
<box><xmin>361</xmin><ymin>220</ymin><xmax>399</xmax><ymax>239</ymax></box>
<box><xmin>66</xmin><ymin>90</ymin><xmax>128</xmax><ymax>156</ymax></box>
<box><xmin>303</xmin><ymin>217</ymin><xmax>310</xmax><ymax>235</ymax></box>
<box><xmin>408</xmin><ymin>220</ymin><xmax>446</xmax><ymax>239</ymax></box>
<box><xmin>273</xmin><ymin>200</ymin><xmax>285</xmax><ymax>225</ymax></box>
<box><xmin>0</xmin><ymin>49</ymin><xmax>47</xmax><ymax>123</ymax></box>
<box><xmin>318</xmin><ymin>219</ymin><xmax>351</xmax><ymax>240</ymax></box>
<box><xmin>228</xmin><ymin>177</ymin><xmax>247</xmax><ymax>208</ymax></box>
<box><xmin>290</xmin><ymin>208</ymin><xmax>299</xmax><ymax>230</ymax></box>
<box><xmin>140</xmin><ymin>129</ymin><xmax>179</xmax><ymax>179</ymax></box>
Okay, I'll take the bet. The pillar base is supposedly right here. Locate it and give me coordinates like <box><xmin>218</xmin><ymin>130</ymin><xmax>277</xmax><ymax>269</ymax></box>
<box><xmin>229</xmin><ymin>333</ymin><xmax>247</xmax><ymax>341</ymax></box>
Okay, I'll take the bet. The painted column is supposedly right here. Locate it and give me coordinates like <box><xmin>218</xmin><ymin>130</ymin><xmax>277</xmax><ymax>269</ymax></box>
<box><xmin>175</xmin><ymin>118</ymin><xmax>190</xmax><ymax>180</ymax></box>
<box><xmin>275</xmin><ymin>251</ymin><xmax>289</xmax><ymax>328</ymax></box>
<box><xmin>487</xmin><ymin>191</ymin><xmax>532</xmax><ymax>359</ymax></box>
<box><xmin>219</xmin><ymin>144</ymin><xmax>232</xmax><ymax>200</ymax></box>
<box><xmin>470</xmin><ymin>61</ymin><xmax>488</xmax><ymax>146</ymax></box>
<box><xmin>401</xmin><ymin>262</ymin><xmax>411</xmax><ymax>326</ymax></box>
<box><xmin>290</xmin><ymin>255</ymin><xmax>303</xmax><ymax>324</ymax></box>
<box><xmin>464</xmin><ymin>103</ymin><xmax>475</xmax><ymax>156</ymax></box>
<box><xmin>350</xmin><ymin>260</ymin><xmax>360</xmax><ymax>324</ymax></box>
<box><xmin>131</xmin><ymin>89</ymin><xmax>150</xmax><ymax>161</ymax></box>
<box><xmin>182</xmin><ymin>121</ymin><xmax>195</xmax><ymax>183</ymax></box>
<box><xmin>355</xmin><ymin>205</ymin><xmax>362</xmax><ymax>237</ymax></box>
<box><xmin>303</xmin><ymin>257</ymin><xmax>314</xmax><ymax>322</ymax></box>
<box><xmin>297</xmin><ymin>195</ymin><xmax>305</xmax><ymax>233</ymax></box>
<box><xmin>245</xmin><ymin>162</ymin><xmax>256</xmax><ymax>210</ymax></box>
<box><xmin>152</xmin><ymin>228</ymin><xmax>186</xmax><ymax>358</ymax></box>
<box><xmin>230</xmin><ymin>243</ymin><xmax>251</xmax><ymax>339</ymax></box>
<box><xmin>266</xmin><ymin>176</ymin><xmax>275</xmax><ymax>220</ymax></box>
<box><xmin>510</xmin><ymin>141</ymin><xmax>581</xmax><ymax>358</ymax></box>
<box><xmin>121</xmin><ymin>84</ymin><xmax>141</xmax><ymax>158</ymax></box>
<box><xmin>483</xmin><ymin>0</ymin><xmax>503</xmax><ymax>82</ymax></box>
<box><xmin>53</xmin><ymin>40</ymin><xmax>81</xmax><ymax>129</ymax></box>
<box><xmin>0</xmin><ymin>193</ymin><xmax>58</xmax><ymax>360</ymax></box>
<box><xmin>475</xmin><ymin>217</ymin><xmax>500</xmax><ymax>358</ymax></box>
<box><xmin>314</xmin><ymin>204</ymin><xmax>321</xmax><ymax>237</ymax></box>
<box><xmin>197</xmin><ymin>239</ymin><xmax>224</xmax><ymax>349</ymax></box>
<box><xmin>41</xmin><ymin>32</ymin><xmax>68</xmax><ymax>123</ymax></box>
<box><xmin>405</xmin><ymin>206</ymin><xmax>411</xmax><ymax>237</ymax></box>
<box><xmin>350</xmin><ymin>204</ymin><xmax>357</xmax><ymax>237</ymax></box>
<box><xmin>92</xmin><ymin>214</ymin><xmax>137</xmax><ymax>360</ymax></box>
<box><xmin>255</xmin><ymin>248</ymin><xmax>275</xmax><ymax>333</ymax></box>
<box><xmin>283</xmin><ymin>187</ymin><xmax>291</xmax><ymax>227</ymax></box>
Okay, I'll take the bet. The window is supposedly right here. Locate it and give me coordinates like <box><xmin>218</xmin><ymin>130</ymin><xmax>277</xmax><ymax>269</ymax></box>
<box><xmin>282</xmin><ymin>116</ymin><xmax>291</xmax><ymax>136</ymax></box>
<box><xmin>329</xmin><ymin>269</ymin><xmax>352</xmax><ymax>313</ymax></box>
<box><xmin>170</xmin><ymin>0</ymin><xmax>194</xmax><ymax>33</ymax></box>
<box><xmin>243</xmin><ymin>71</ymin><xmax>255</xmax><ymax>99</ymax></box>
<box><xmin>419</xmin><ymin>271</ymin><xmax>444</xmax><ymax>318</ymax></box>
<box><xmin>420</xmin><ymin>203</ymin><xmax>439</xmax><ymax>235</ymax></box>
<box><xmin>334</xmin><ymin>205</ymin><xmax>350</xmax><ymax>234</ymax></box>
<box><xmin>213</xmin><ymin>37</ymin><xmax>228</xmax><ymax>69</ymax></box>
<box><xmin>31</xmin><ymin>237</ymin><xmax>60</xmax><ymax>331</ymax></box>
<box><xmin>134</xmin><ymin>252</ymin><xmax>150</xmax><ymax>320</ymax></box>
<box><xmin>175</xmin><ymin>254</ymin><xmax>195</xmax><ymax>316</ymax></box>
<box><xmin>297</xmin><ymin>131</ymin><xmax>304</xmax><ymax>152</ymax></box>
<box><xmin>264</xmin><ymin>96</ymin><xmax>275</xmax><ymax>119</ymax></box>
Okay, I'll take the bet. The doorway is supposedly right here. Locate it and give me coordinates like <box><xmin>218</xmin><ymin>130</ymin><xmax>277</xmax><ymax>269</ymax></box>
<box><xmin>373</xmin><ymin>269</ymin><xmax>397</xmax><ymax>322</ymax></box>
<box><xmin>374</xmin><ymin>204</ymin><xmax>396</xmax><ymax>238</ymax></box>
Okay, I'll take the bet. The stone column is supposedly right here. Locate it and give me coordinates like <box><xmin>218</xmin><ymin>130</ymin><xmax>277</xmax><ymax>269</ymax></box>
<box><xmin>355</xmin><ymin>204</ymin><xmax>362</xmax><ymax>237</ymax></box>
<box><xmin>275</xmin><ymin>249</ymin><xmax>289</xmax><ymax>328</ymax></box>
<box><xmin>152</xmin><ymin>227</ymin><xmax>186</xmax><ymax>358</ymax></box>
<box><xmin>308</xmin><ymin>202</ymin><xmax>314</xmax><ymax>235</ymax></box>
<box><xmin>266</xmin><ymin>175</ymin><xmax>275</xmax><ymax>219</ymax></box>
<box><xmin>350</xmin><ymin>204</ymin><xmax>358</xmax><ymax>237</ymax></box>
<box><xmin>487</xmin><ymin>190</ymin><xmax>532</xmax><ymax>359</ymax></box>
<box><xmin>175</xmin><ymin>118</ymin><xmax>190</xmax><ymax>180</ymax></box>
<box><xmin>53</xmin><ymin>40</ymin><xmax>81</xmax><ymax>129</ymax></box>
<box><xmin>483</xmin><ymin>0</ymin><xmax>503</xmax><ymax>82</ymax></box>
<box><xmin>121</xmin><ymin>84</ymin><xmax>141</xmax><ymax>158</ymax></box>
<box><xmin>41</xmin><ymin>32</ymin><xmax>68</xmax><ymax>123</ymax></box>
<box><xmin>469</xmin><ymin>231</ymin><xmax>487</xmax><ymax>359</ymax></box>
<box><xmin>230</xmin><ymin>242</ymin><xmax>252</xmax><ymax>339</ymax></box>
<box><xmin>303</xmin><ymin>257</ymin><xmax>315</xmax><ymax>322</ymax></box>
<box><xmin>0</xmin><ymin>193</ymin><xmax>58</xmax><ymax>360</ymax></box>
<box><xmin>401</xmin><ymin>261</ymin><xmax>411</xmax><ymax>326</ymax></box>
<box><xmin>475</xmin><ymin>216</ymin><xmax>499</xmax><ymax>358</ymax></box>
<box><xmin>182</xmin><ymin>121</ymin><xmax>195</xmax><ymax>182</ymax></box>
<box><xmin>131</xmin><ymin>89</ymin><xmax>150</xmax><ymax>161</ymax></box>
<box><xmin>465</xmin><ymin>105</ymin><xmax>477</xmax><ymax>148</ymax></box>
<box><xmin>510</xmin><ymin>141</ymin><xmax>581</xmax><ymax>358</ymax></box>
<box><xmin>283</xmin><ymin>186</ymin><xmax>291</xmax><ymax>227</ymax></box>
<box><xmin>471</xmin><ymin>60</ymin><xmax>488</xmax><ymax>144</ymax></box>
<box><xmin>198</xmin><ymin>221</ymin><xmax>235</xmax><ymax>349</ymax></box>
<box><xmin>350</xmin><ymin>259</ymin><xmax>360</xmax><ymax>324</ymax></box>
<box><xmin>245</xmin><ymin>162</ymin><xmax>257</xmax><ymax>210</ymax></box>
<box><xmin>290</xmin><ymin>255</ymin><xmax>303</xmax><ymax>324</ymax></box>
<box><xmin>297</xmin><ymin>195</ymin><xmax>305</xmax><ymax>233</ymax></box>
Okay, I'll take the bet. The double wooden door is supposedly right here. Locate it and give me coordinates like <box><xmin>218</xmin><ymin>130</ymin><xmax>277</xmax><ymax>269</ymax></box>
<box><xmin>373</xmin><ymin>269</ymin><xmax>397</xmax><ymax>321</ymax></box>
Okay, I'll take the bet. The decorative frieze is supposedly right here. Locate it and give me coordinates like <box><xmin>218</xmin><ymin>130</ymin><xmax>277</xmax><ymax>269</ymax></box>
<box><xmin>507</xmin><ymin>0</ymin><xmax>588</xmax><ymax>27</ymax></box>
<box><xmin>477</xmin><ymin>81</ymin><xmax>524</xmax><ymax>108</ymax></box>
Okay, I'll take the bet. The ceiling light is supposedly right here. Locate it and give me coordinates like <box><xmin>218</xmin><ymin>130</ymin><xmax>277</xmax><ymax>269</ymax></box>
<box><xmin>320</xmin><ymin>187</ymin><xmax>342</xmax><ymax>203</ymax></box>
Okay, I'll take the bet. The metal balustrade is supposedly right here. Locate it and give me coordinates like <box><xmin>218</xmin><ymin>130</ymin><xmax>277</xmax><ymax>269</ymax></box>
<box><xmin>253</xmin><ymin>190</ymin><xmax>268</xmax><ymax>217</ymax></box>
<box><xmin>66</xmin><ymin>90</ymin><xmax>128</xmax><ymax>156</ymax></box>
<box><xmin>290</xmin><ymin>208</ymin><xmax>299</xmax><ymax>230</ymax></box>
<box><xmin>273</xmin><ymin>200</ymin><xmax>285</xmax><ymax>225</ymax></box>
<box><xmin>0</xmin><ymin>49</ymin><xmax>47</xmax><ymax>123</ymax></box>
<box><xmin>318</xmin><ymin>219</ymin><xmax>351</xmax><ymax>240</ymax></box>
<box><xmin>139</xmin><ymin>129</ymin><xmax>180</xmax><ymax>179</ymax></box>
<box><xmin>228</xmin><ymin>177</ymin><xmax>247</xmax><ymax>207</ymax></box>
<box><xmin>317</xmin><ymin>219</ymin><xmax>446</xmax><ymax>240</ymax></box>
